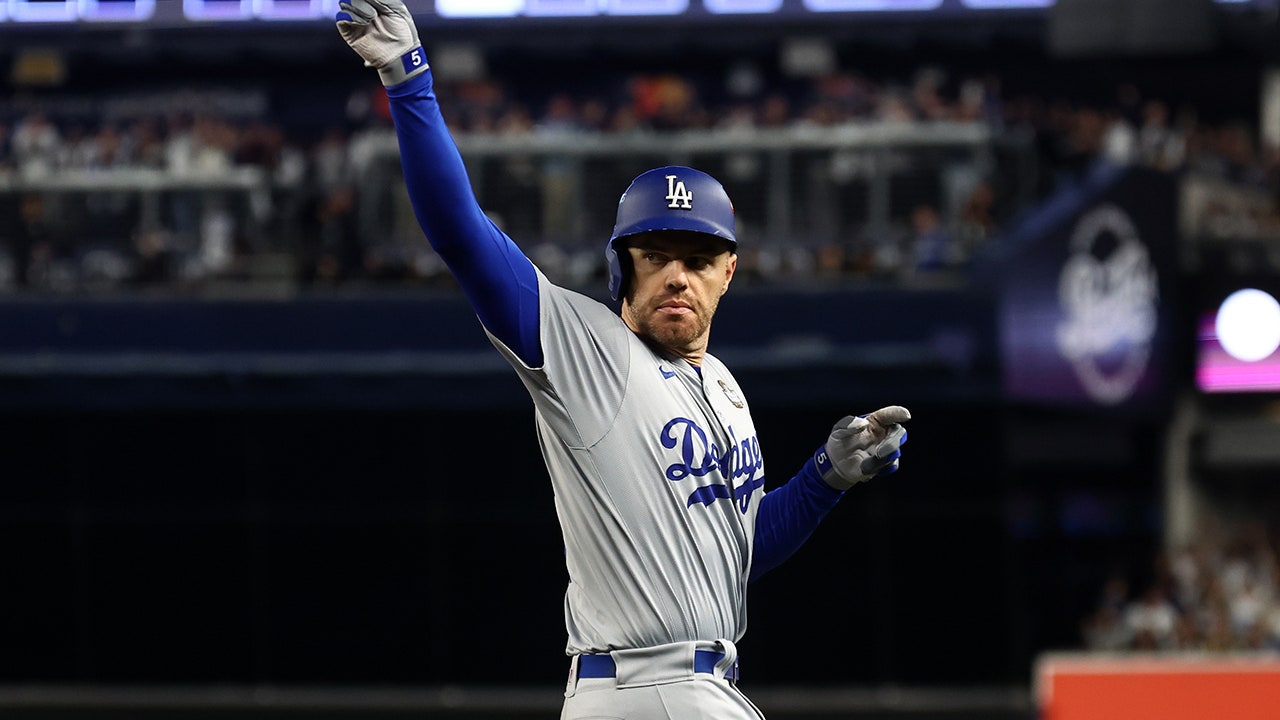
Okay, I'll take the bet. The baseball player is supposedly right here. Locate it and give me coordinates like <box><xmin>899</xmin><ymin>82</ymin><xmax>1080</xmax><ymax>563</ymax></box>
<box><xmin>336</xmin><ymin>3</ymin><xmax>911</xmax><ymax>718</ymax></box>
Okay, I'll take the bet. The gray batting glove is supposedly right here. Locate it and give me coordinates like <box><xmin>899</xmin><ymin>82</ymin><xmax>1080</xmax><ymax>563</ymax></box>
<box><xmin>335</xmin><ymin>0</ymin><xmax>428</xmax><ymax>87</ymax></box>
<box><xmin>815</xmin><ymin>406</ymin><xmax>911</xmax><ymax>491</ymax></box>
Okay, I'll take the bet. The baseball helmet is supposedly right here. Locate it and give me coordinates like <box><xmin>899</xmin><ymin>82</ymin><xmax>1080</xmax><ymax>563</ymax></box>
<box><xmin>605</xmin><ymin>166</ymin><xmax>737</xmax><ymax>301</ymax></box>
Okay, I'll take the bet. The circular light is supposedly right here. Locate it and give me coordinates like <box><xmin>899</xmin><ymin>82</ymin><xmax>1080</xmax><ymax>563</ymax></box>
<box><xmin>1216</xmin><ymin>289</ymin><xmax>1280</xmax><ymax>362</ymax></box>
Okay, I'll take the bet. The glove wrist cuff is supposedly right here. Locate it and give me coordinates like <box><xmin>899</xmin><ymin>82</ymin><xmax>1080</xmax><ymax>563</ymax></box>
<box><xmin>814</xmin><ymin>445</ymin><xmax>852</xmax><ymax>492</ymax></box>
<box><xmin>377</xmin><ymin>45</ymin><xmax>429</xmax><ymax>86</ymax></box>
<box><xmin>814</xmin><ymin>445</ymin><xmax>835</xmax><ymax>478</ymax></box>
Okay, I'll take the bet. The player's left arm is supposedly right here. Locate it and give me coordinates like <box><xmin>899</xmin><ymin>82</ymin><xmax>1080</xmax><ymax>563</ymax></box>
<box><xmin>336</xmin><ymin>0</ymin><xmax>541</xmax><ymax>367</ymax></box>
<box><xmin>750</xmin><ymin>406</ymin><xmax>910</xmax><ymax>583</ymax></box>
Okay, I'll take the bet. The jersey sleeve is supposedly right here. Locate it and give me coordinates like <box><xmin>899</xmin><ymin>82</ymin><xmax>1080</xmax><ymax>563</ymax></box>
<box><xmin>487</xmin><ymin>270</ymin><xmax>632</xmax><ymax>449</ymax></box>
<box><xmin>749</xmin><ymin>457</ymin><xmax>845</xmax><ymax>583</ymax></box>
<box><xmin>384</xmin><ymin>70</ymin><xmax>542</xmax><ymax>367</ymax></box>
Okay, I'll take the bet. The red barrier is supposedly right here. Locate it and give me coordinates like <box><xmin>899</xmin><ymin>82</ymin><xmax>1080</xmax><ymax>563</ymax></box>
<box><xmin>1036</xmin><ymin>653</ymin><xmax>1280</xmax><ymax>720</ymax></box>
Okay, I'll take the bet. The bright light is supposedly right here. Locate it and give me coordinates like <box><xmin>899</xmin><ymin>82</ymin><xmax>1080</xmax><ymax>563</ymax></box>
<box><xmin>1216</xmin><ymin>289</ymin><xmax>1280</xmax><ymax>362</ymax></box>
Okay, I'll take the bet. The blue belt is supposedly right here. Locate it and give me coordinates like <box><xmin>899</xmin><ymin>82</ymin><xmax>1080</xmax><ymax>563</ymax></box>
<box><xmin>577</xmin><ymin>650</ymin><xmax>739</xmax><ymax>682</ymax></box>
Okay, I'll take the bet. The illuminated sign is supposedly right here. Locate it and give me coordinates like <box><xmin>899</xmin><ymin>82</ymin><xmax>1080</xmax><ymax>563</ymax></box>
<box><xmin>10</xmin><ymin>0</ymin><xmax>81</xmax><ymax>21</ymax></box>
<box><xmin>0</xmin><ymin>0</ymin><xmax>1256</xmax><ymax>23</ymax></box>
<box><xmin>704</xmin><ymin>0</ymin><xmax>784</xmax><ymax>11</ymax></box>
<box><xmin>1001</xmin><ymin>167</ymin><xmax>1178</xmax><ymax>410</ymax></box>
<box><xmin>84</xmin><ymin>0</ymin><xmax>156</xmax><ymax>20</ymax></box>
<box><xmin>1197</xmin><ymin>288</ymin><xmax>1280</xmax><ymax>394</ymax></box>
<box><xmin>802</xmin><ymin>1</ymin><xmax>943</xmax><ymax>10</ymax></box>
<box><xmin>959</xmin><ymin>0</ymin><xmax>1053</xmax><ymax>7</ymax></box>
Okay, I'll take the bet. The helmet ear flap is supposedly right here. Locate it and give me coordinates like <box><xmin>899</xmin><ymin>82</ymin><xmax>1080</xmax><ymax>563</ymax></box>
<box><xmin>615</xmin><ymin>244</ymin><xmax>634</xmax><ymax>300</ymax></box>
<box><xmin>605</xmin><ymin>238</ymin><xmax>633</xmax><ymax>301</ymax></box>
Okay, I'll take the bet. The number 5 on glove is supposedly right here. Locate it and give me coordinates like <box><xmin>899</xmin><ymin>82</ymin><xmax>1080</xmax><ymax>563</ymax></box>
<box><xmin>335</xmin><ymin>0</ymin><xmax>429</xmax><ymax>87</ymax></box>
<box><xmin>815</xmin><ymin>406</ymin><xmax>911</xmax><ymax>491</ymax></box>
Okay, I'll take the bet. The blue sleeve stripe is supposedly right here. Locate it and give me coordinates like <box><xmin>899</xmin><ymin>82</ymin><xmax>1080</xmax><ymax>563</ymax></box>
<box><xmin>385</xmin><ymin>71</ymin><xmax>542</xmax><ymax>367</ymax></box>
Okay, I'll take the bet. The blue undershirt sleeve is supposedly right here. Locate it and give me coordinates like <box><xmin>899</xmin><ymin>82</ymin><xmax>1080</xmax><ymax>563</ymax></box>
<box><xmin>750</xmin><ymin>456</ymin><xmax>846</xmax><ymax>583</ymax></box>
<box><xmin>384</xmin><ymin>71</ymin><xmax>542</xmax><ymax>367</ymax></box>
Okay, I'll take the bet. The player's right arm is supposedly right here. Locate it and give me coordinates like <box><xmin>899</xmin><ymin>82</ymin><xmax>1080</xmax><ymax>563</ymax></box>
<box><xmin>751</xmin><ymin>406</ymin><xmax>911</xmax><ymax>582</ymax></box>
<box><xmin>336</xmin><ymin>0</ymin><xmax>542</xmax><ymax>367</ymax></box>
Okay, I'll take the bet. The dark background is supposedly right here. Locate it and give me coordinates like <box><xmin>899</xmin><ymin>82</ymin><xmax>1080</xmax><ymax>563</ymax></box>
<box><xmin>0</xmin><ymin>0</ymin><xmax>1275</xmax><ymax>709</ymax></box>
<box><xmin>0</xmin><ymin>293</ymin><xmax>1167</xmax><ymax>688</ymax></box>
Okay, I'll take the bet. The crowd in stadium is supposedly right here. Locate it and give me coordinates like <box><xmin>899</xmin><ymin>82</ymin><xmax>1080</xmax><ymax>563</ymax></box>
<box><xmin>0</xmin><ymin>65</ymin><xmax>1277</xmax><ymax>292</ymax></box>
<box><xmin>1081</xmin><ymin>521</ymin><xmax>1280</xmax><ymax>653</ymax></box>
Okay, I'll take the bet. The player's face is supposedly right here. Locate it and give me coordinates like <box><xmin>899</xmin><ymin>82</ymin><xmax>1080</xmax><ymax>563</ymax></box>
<box><xmin>620</xmin><ymin>232</ymin><xmax>737</xmax><ymax>361</ymax></box>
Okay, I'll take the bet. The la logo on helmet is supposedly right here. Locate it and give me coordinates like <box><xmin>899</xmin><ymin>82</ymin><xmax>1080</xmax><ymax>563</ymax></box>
<box><xmin>665</xmin><ymin>175</ymin><xmax>693</xmax><ymax>210</ymax></box>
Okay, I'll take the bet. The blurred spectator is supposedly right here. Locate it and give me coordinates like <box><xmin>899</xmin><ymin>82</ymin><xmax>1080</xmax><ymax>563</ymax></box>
<box><xmin>1065</xmin><ymin>107</ymin><xmax>1108</xmax><ymax>175</ymax></box>
<box><xmin>497</xmin><ymin>104</ymin><xmax>535</xmax><ymax>135</ymax></box>
<box><xmin>1082</xmin><ymin>573</ymin><xmax>1132</xmax><ymax>651</ymax></box>
<box><xmin>578</xmin><ymin>98</ymin><xmax>611</xmax><ymax>132</ymax></box>
<box><xmin>802</xmin><ymin>72</ymin><xmax>876</xmax><ymax>124</ymax></box>
<box><xmin>1102</xmin><ymin>109</ymin><xmax>1137</xmax><ymax>166</ymax></box>
<box><xmin>954</xmin><ymin>181</ymin><xmax>998</xmax><ymax>254</ymax></box>
<box><xmin>814</xmin><ymin>241</ymin><xmax>848</xmax><ymax>281</ymax></box>
<box><xmin>191</xmin><ymin>115</ymin><xmax>236</xmax><ymax>175</ymax></box>
<box><xmin>758</xmin><ymin>92</ymin><xmax>792</xmax><ymax>129</ymax></box>
<box><xmin>718</xmin><ymin>102</ymin><xmax>758</xmax><ymax>131</ymax></box>
<box><xmin>1137</xmin><ymin>100</ymin><xmax>1186</xmax><ymax>171</ymax></box>
<box><xmin>1125</xmin><ymin>584</ymin><xmax>1180</xmax><ymax>650</ymax></box>
<box><xmin>92</xmin><ymin>124</ymin><xmax>131</xmax><ymax>169</ymax></box>
<box><xmin>1169</xmin><ymin>541</ymin><xmax>1209</xmax><ymax>610</ymax></box>
<box><xmin>626</xmin><ymin>73</ymin><xmax>708</xmax><ymax>131</ymax></box>
<box><xmin>536</xmin><ymin>94</ymin><xmax>584</xmax><ymax>242</ymax></box>
<box><xmin>1083</xmin><ymin>520</ymin><xmax>1280</xmax><ymax>653</ymax></box>
<box><xmin>164</xmin><ymin>113</ymin><xmax>197</xmax><ymax>175</ymax></box>
<box><xmin>1115</xmin><ymin>83</ymin><xmax>1144</xmax><ymax>129</ymax></box>
<box><xmin>312</xmin><ymin>128</ymin><xmax>353</xmax><ymax>192</ymax></box>
<box><xmin>957</xmin><ymin>74</ymin><xmax>1003</xmax><ymax>126</ymax></box>
<box><xmin>128</xmin><ymin>117</ymin><xmax>168</xmax><ymax>169</ymax></box>
<box><xmin>1</xmin><ymin>62</ymin><xmax>1275</xmax><ymax>294</ymax></box>
<box><xmin>132</xmin><ymin>228</ymin><xmax>175</xmax><ymax>286</ymax></box>
<box><xmin>300</xmin><ymin>184</ymin><xmax>360</xmax><ymax>287</ymax></box>
<box><xmin>13</xmin><ymin>192</ymin><xmax>67</xmax><ymax>289</ymax></box>
<box><xmin>908</xmin><ymin>203</ymin><xmax>958</xmax><ymax>273</ymax></box>
<box><xmin>235</xmin><ymin>120</ymin><xmax>284</xmax><ymax>170</ymax></box>
<box><xmin>11</xmin><ymin>112</ymin><xmax>61</xmax><ymax>177</ymax></box>
<box><xmin>57</xmin><ymin>123</ymin><xmax>98</xmax><ymax>169</ymax></box>
<box><xmin>911</xmin><ymin>67</ymin><xmax>951</xmax><ymax>121</ymax></box>
<box><xmin>875</xmin><ymin>87</ymin><xmax>916</xmax><ymax>123</ymax></box>
<box><xmin>1217</xmin><ymin>123</ymin><xmax>1271</xmax><ymax>188</ymax></box>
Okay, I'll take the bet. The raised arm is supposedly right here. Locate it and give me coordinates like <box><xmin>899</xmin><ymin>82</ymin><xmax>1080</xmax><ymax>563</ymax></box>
<box><xmin>336</xmin><ymin>0</ymin><xmax>541</xmax><ymax>366</ymax></box>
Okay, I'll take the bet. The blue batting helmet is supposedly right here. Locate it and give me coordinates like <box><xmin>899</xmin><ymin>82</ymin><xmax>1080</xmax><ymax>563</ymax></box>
<box><xmin>605</xmin><ymin>166</ymin><xmax>737</xmax><ymax>301</ymax></box>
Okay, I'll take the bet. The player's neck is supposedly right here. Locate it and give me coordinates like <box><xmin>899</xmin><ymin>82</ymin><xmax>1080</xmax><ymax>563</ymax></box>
<box><xmin>674</xmin><ymin>346</ymin><xmax>705</xmax><ymax>368</ymax></box>
<box><xmin>675</xmin><ymin>338</ymin><xmax>711</xmax><ymax>367</ymax></box>
<box><xmin>638</xmin><ymin>333</ymin><xmax>707</xmax><ymax>368</ymax></box>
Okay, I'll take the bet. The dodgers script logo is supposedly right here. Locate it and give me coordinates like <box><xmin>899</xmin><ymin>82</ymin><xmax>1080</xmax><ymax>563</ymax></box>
<box><xmin>665</xmin><ymin>175</ymin><xmax>693</xmax><ymax>210</ymax></box>
<box><xmin>660</xmin><ymin>418</ymin><xmax>765</xmax><ymax>513</ymax></box>
<box><xmin>1056</xmin><ymin>204</ymin><xmax>1158</xmax><ymax>405</ymax></box>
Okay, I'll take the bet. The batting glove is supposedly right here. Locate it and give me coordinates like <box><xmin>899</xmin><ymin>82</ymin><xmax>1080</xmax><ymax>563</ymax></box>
<box><xmin>335</xmin><ymin>0</ymin><xmax>429</xmax><ymax>87</ymax></box>
<box><xmin>815</xmin><ymin>406</ymin><xmax>911</xmax><ymax>491</ymax></box>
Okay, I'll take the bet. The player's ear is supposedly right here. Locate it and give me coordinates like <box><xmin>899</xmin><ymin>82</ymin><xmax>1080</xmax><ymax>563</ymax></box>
<box><xmin>721</xmin><ymin>252</ymin><xmax>737</xmax><ymax>296</ymax></box>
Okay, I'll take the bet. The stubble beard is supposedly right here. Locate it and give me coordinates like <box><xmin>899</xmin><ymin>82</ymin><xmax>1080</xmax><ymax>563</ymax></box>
<box><xmin>625</xmin><ymin>293</ymin><xmax>719</xmax><ymax>355</ymax></box>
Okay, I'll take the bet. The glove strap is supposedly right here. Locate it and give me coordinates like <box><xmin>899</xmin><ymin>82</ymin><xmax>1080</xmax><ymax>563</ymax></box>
<box><xmin>377</xmin><ymin>45</ymin><xmax>429</xmax><ymax>87</ymax></box>
<box><xmin>814</xmin><ymin>445</ymin><xmax>836</xmax><ymax>479</ymax></box>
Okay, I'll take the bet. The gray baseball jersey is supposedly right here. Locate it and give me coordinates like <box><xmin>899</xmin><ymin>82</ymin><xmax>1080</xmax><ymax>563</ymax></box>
<box><xmin>488</xmin><ymin>268</ymin><xmax>766</xmax><ymax>655</ymax></box>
